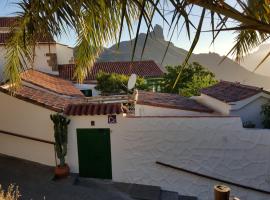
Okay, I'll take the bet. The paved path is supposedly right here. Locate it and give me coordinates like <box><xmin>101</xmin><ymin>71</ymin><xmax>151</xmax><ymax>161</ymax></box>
<box><xmin>0</xmin><ymin>154</ymin><xmax>133</xmax><ymax>200</ymax></box>
<box><xmin>0</xmin><ymin>155</ymin><xmax>197</xmax><ymax>200</ymax></box>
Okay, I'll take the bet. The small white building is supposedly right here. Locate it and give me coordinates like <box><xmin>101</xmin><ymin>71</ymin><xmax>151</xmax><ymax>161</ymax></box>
<box><xmin>195</xmin><ymin>81</ymin><xmax>270</xmax><ymax>128</ymax></box>
<box><xmin>135</xmin><ymin>91</ymin><xmax>215</xmax><ymax>116</ymax></box>
<box><xmin>0</xmin><ymin>17</ymin><xmax>74</xmax><ymax>79</ymax></box>
<box><xmin>0</xmin><ymin>69</ymin><xmax>127</xmax><ymax>167</ymax></box>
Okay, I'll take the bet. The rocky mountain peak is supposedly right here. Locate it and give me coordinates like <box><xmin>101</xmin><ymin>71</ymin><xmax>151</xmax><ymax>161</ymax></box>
<box><xmin>150</xmin><ymin>24</ymin><xmax>164</xmax><ymax>40</ymax></box>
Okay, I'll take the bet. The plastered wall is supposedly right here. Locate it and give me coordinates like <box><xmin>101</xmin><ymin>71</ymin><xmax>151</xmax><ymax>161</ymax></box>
<box><xmin>68</xmin><ymin>115</ymin><xmax>270</xmax><ymax>200</ymax></box>
<box><xmin>0</xmin><ymin>93</ymin><xmax>55</xmax><ymax>166</ymax></box>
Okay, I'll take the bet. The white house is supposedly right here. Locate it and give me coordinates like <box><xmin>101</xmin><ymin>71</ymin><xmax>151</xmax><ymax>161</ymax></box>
<box><xmin>0</xmin><ymin>71</ymin><xmax>270</xmax><ymax>200</ymax></box>
<box><xmin>0</xmin><ymin>17</ymin><xmax>74</xmax><ymax>79</ymax></box>
<box><xmin>0</xmin><ymin>69</ymin><xmax>127</xmax><ymax>166</ymax></box>
<box><xmin>1</xmin><ymin>17</ymin><xmax>270</xmax><ymax>200</ymax></box>
<box><xmin>194</xmin><ymin>81</ymin><xmax>270</xmax><ymax>128</ymax></box>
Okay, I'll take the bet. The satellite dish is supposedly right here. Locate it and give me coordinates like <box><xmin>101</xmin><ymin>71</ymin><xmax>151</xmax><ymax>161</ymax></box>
<box><xmin>127</xmin><ymin>74</ymin><xmax>137</xmax><ymax>90</ymax></box>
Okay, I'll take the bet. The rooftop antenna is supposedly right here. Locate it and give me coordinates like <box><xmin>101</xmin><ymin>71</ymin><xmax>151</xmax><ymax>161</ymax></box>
<box><xmin>127</xmin><ymin>74</ymin><xmax>137</xmax><ymax>90</ymax></box>
<box><xmin>127</xmin><ymin>74</ymin><xmax>138</xmax><ymax>102</ymax></box>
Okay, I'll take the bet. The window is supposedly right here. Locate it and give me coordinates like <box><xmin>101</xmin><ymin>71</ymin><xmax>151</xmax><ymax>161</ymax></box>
<box><xmin>81</xmin><ymin>89</ymin><xmax>92</xmax><ymax>97</ymax></box>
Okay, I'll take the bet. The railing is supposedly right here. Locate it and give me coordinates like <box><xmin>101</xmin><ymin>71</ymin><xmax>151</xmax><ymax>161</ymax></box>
<box><xmin>123</xmin><ymin>102</ymin><xmax>136</xmax><ymax>114</ymax></box>
<box><xmin>0</xmin><ymin>129</ymin><xmax>55</xmax><ymax>145</ymax></box>
<box><xmin>85</xmin><ymin>95</ymin><xmax>129</xmax><ymax>103</ymax></box>
<box><xmin>156</xmin><ymin>161</ymin><xmax>270</xmax><ymax>195</ymax></box>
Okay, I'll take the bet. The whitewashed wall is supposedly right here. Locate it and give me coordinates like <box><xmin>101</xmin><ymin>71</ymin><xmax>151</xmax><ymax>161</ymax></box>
<box><xmin>55</xmin><ymin>43</ymin><xmax>74</xmax><ymax>65</ymax></box>
<box><xmin>0</xmin><ymin>27</ymin><xmax>10</xmax><ymax>33</ymax></box>
<box><xmin>0</xmin><ymin>43</ymin><xmax>74</xmax><ymax>77</ymax></box>
<box><xmin>0</xmin><ymin>92</ymin><xmax>56</xmax><ymax>166</ymax></box>
<box><xmin>68</xmin><ymin>115</ymin><xmax>270</xmax><ymax>200</ymax></box>
<box><xmin>0</xmin><ymin>46</ymin><xmax>5</xmax><ymax>81</ymax></box>
<box><xmin>231</xmin><ymin>96</ymin><xmax>269</xmax><ymax>128</ymax></box>
<box><xmin>135</xmin><ymin>104</ymin><xmax>214</xmax><ymax>116</ymax></box>
<box><xmin>33</xmin><ymin>44</ymin><xmax>57</xmax><ymax>74</ymax></box>
<box><xmin>1</xmin><ymin>89</ymin><xmax>270</xmax><ymax>200</ymax></box>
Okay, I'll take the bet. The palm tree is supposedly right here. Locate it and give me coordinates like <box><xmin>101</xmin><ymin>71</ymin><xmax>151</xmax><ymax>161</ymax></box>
<box><xmin>4</xmin><ymin>0</ymin><xmax>270</xmax><ymax>89</ymax></box>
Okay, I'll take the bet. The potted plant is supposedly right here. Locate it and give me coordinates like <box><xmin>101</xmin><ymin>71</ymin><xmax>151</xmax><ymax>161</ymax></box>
<box><xmin>50</xmin><ymin>113</ymin><xmax>70</xmax><ymax>178</ymax></box>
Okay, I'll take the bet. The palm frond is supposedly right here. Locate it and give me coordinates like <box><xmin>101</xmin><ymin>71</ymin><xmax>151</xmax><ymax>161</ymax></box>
<box><xmin>173</xmin><ymin>8</ymin><xmax>206</xmax><ymax>89</ymax></box>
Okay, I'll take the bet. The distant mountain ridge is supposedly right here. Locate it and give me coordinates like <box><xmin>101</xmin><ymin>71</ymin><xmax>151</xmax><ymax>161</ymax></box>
<box><xmin>241</xmin><ymin>43</ymin><xmax>270</xmax><ymax>77</ymax></box>
<box><xmin>98</xmin><ymin>25</ymin><xmax>270</xmax><ymax>90</ymax></box>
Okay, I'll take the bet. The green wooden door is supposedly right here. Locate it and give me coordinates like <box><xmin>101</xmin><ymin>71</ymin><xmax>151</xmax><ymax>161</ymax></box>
<box><xmin>77</xmin><ymin>129</ymin><xmax>112</xmax><ymax>179</ymax></box>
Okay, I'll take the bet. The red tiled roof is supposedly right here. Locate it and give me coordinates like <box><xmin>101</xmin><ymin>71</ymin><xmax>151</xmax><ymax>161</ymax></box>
<box><xmin>0</xmin><ymin>33</ymin><xmax>55</xmax><ymax>44</ymax></box>
<box><xmin>0</xmin><ymin>84</ymin><xmax>127</xmax><ymax>115</ymax></box>
<box><xmin>0</xmin><ymin>33</ymin><xmax>10</xmax><ymax>44</ymax></box>
<box><xmin>58</xmin><ymin>60</ymin><xmax>164</xmax><ymax>81</ymax></box>
<box><xmin>0</xmin><ymin>85</ymin><xmax>128</xmax><ymax>115</ymax></box>
<box><xmin>0</xmin><ymin>86</ymin><xmax>76</xmax><ymax>112</ymax></box>
<box><xmin>200</xmin><ymin>81</ymin><xmax>264</xmax><ymax>102</ymax></box>
<box><xmin>64</xmin><ymin>103</ymin><xmax>127</xmax><ymax>116</ymax></box>
<box><xmin>21</xmin><ymin>70</ymin><xmax>84</xmax><ymax>97</ymax></box>
<box><xmin>0</xmin><ymin>17</ymin><xmax>17</xmax><ymax>27</ymax></box>
<box><xmin>137</xmin><ymin>91</ymin><xmax>213</xmax><ymax>113</ymax></box>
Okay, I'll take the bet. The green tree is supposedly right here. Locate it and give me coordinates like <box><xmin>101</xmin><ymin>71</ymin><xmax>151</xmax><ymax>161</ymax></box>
<box><xmin>95</xmin><ymin>71</ymin><xmax>147</xmax><ymax>94</ymax></box>
<box><xmin>180</xmin><ymin>74</ymin><xmax>218</xmax><ymax>97</ymax></box>
<box><xmin>4</xmin><ymin>1</ymin><xmax>270</xmax><ymax>89</ymax></box>
<box><xmin>161</xmin><ymin>62</ymin><xmax>217</xmax><ymax>96</ymax></box>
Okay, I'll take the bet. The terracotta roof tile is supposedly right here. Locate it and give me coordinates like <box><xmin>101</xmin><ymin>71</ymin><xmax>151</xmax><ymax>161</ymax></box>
<box><xmin>0</xmin><ymin>85</ymin><xmax>127</xmax><ymax>115</ymax></box>
<box><xmin>21</xmin><ymin>70</ymin><xmax>84</xmax><ymax>97</ymax></box>
<box><xmin>0</xmin><ymin>17</ymin><xmax>17</xmax><ymax>27</ymax></box>
<box><xmin>200</xmin><ymin>81</ymin><xmax>264</xmax><ymax>102</ymax></box>
<box><xmin>0</xmin><ymin>33</ymin><xmax>55</xmax><ymax>44</ymax></box>
<box><xmin>137</xmin><ymin>91</ymin><xmax>213</xmax><ymax>113</ymax></box>
<box><xmin>64</xmin><ymin>103</ymin><xmax>127</xmax><ymax>116</ymax></box>
<box><xmin>0</xmin><ymin>33</ymin><xmax>10</xmax><ymax>44</ymax></box>
<box><xmin>0</xmin><ymin>86</ymin><xmax>79</xmax><ymax>112</ymax></box>
<box><xmin>58</xmin><ymin>60</ymin><xmax>164</xmax><ymax>81</ymax></box>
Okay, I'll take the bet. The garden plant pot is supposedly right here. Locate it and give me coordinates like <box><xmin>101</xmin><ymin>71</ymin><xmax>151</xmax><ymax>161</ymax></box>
<box><xmin>54</xmin><ymin>164</ymin><xmax>70</xmax><ymax>179</ymax></box>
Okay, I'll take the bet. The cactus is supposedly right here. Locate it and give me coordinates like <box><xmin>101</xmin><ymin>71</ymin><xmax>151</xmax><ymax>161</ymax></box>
<box><xmin>50</xmin><ymin>113</ymin><xmax>70</xmax><ymax>167</ymax></box>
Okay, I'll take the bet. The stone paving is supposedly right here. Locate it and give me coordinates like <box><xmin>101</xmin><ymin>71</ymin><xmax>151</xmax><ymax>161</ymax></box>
<box><xmin>0</xmin><ymin>154</ymin><xmax>197</xmax><ymax>200</ymax></box>
<box><xmin>0</xmin><ymin>154</ymin><xmax>133</xmax><ymax>200</ymax></box>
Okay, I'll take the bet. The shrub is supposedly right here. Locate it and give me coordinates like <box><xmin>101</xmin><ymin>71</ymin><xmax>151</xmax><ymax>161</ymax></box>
<box><xmin>95</xmin><ymin>71</ymin><xmax>147</xmax><ymax>94</ymax></box>
<box><xmin>0</xmin><ymin>184</ymin><xmax>20</xmax><ymax>200</ymax></box>
<box><xmin>261</xmin><ymin>102</ymin><xmax>270</xmax><ymax>128</ymax></box>
<box><xmin>243</xmin><ymin>121</ymin><xmax>256</xmax><ymax>128</ymax></box>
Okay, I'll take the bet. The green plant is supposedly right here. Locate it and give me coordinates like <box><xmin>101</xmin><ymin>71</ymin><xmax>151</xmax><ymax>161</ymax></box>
<box><xmin>261</xmin><ymin>102</ymin><xmax>270</xmax><ymax>128</ymax></box>
<box><xmin>243</xmin><ymin>121</ymin><xmax>256</xmax><ymax>128</ymax></box>
<box><xmin>161</xmin><ymin>62</ymin><xmax>217</xmax><ymax>96</ymax></box>
<box><xmin>50</xmin><ymin>113</ymin><xmax>70</xmax><ymax>167</ymax></box>
<box><xmin>0</xmin><ymin>184</ymin><xmax>20</xmax><ymax>200</ymax></box>
<box><xmin>95</xmin><ymin>71</ymin><xmax>147</xmax><ymax>94</ymax></box>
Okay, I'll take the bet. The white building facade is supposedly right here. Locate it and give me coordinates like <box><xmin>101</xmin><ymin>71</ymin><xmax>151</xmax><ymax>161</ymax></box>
<box><xmin>0</xmin><ymin>17</ymin><xmax>74</xmax><ymax>80</ymax></box>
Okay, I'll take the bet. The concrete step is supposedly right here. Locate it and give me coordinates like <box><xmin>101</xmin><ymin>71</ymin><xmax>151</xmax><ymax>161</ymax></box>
<box><xmin>125</xmin><ymin>183</ymin><xmax>161</xmax><ymax>200</ymax></box>
<box><xmin>74</xmin><ymin>177</ymin><xmax>135</xmax><ymax>200</ymax></box>
<box><xmin>76</xmin><ymin>177</ymin><xmax>197</xmax><ymax>200</ymax></box>
<box><xmin>160</xmin><ymin>190</ymin><xmax>179</xmax><ymax>200</ymax></box>
<box><xmin>76</xmin><ymin>177</ymin><xmax>161</xmax><ymax>200</ymax></box>
<box><xmin>178</xmin><ymin>195</ymin><xmax>198</xmax><ymax>200</ymax></box>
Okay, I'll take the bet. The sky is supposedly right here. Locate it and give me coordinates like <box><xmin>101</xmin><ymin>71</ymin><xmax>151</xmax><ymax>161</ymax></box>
<box><xmin>0</xmin><ymin>0</ymin><xmax>237</xmax><ymax>56</ymax></box>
